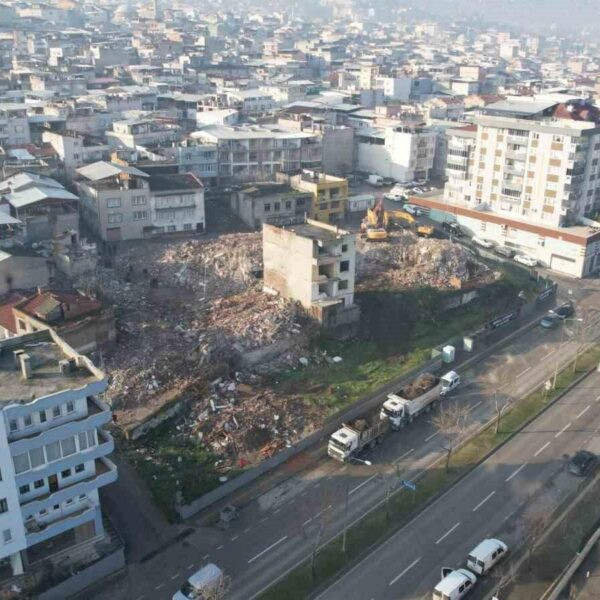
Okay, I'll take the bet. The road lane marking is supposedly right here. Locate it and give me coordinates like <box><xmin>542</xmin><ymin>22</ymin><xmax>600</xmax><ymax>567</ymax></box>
<box><xmin>595</xmin><ymin>394</ymin><xmax>600</xmax><ymax>403</ymax></box>
<box><xmin>170</xmin><ymin>573</ymin><xmax>180</xmax><ymax>580</ymax></box>
<box><xmin>502</xmin><ymin>510</ymin><xmax>515</xmax><ymax>523</ymax></box>
<box><xmin>231</xmin><ymin>535</ymin><xmax>239</xmax><ymax>541</ymax></box>
<box><xmin>135</xmin><ymin>596</ymin><xmax>145</xmax><ymax>600</ymax></box>
<box><xmin>349</xmin><ymin>474</ymin><xmax>377</xmax><ymax>495</ymax></box>
<box><xmin>425</xmin><ymin>431</ymin><xmax>439</xmax><ymax>442</ymax></box>
<box><xmin>469</xmin><ymin>400</ymin><xmax>483</xmax><ymax>412</ymax></box>
<box><xmin>243</xmin><ymin>528</ymin><xmax>251</xmax><ymax>534</ymax></box>
<box><xmin>534</xmin><ymin>441</ymin><xmax>551</xmax><ymax>457</ymax></box>
<box><xmin>259</xmin><ymin>516</ymin><xmax>269</xmax><ymax>523</ymax></box>
<box><xmin>301</xmin><ymin>491</ymin><xmax>308</xmax><ymax>497</ymax></box>
<box><xmin>555</xmin><ymin>423</ymin><xmax>571</xmax><ymax>438</ymax></box>
<box><xmin>506</xmin><ymin>464</ymin><xmax>526</xmax><ymax>481</ymax></box>
<box><xmin>217</xmin><ymin>545</ymin><xmax>224</xmax><ymax>550</ymax></box>
<box><xmin>155</xmin><ymin>584</ymin><xmax>165</xmax><ymax>590</ymax></box>
<box><xmin>576</xmin><ymin>405</ymin><xmax>591</xmax><ymax>419</ymax></box>
<box><xmin>273</xmin><ymin>508</ymin><xmax>281</xmax><ymax>514</ymax></box>
<box><xmin>395</xmin><ymin>448</ymin><xmax>415</xmax><ymax>463</ymax></box>
<box><xmin>389</xmin><ymin>557</ymin><xmax>421</xmax><ymax>586</ymax></box>
<box><xmin>472</xmin><ymin>491</ymin><xmax>495</xmax><ymax>512</ymax></box>
<box><xmin>247</xmin><ymin>536</ymin><xmax>288</xmax><ymax>564</ymax></box>
<box><xmin>517</xmin><ymin>366</ymin><xmax>532</xmax><ymax>378</ymax></box>
<box><xmin>201</xmin><ymin>555</ymin><xmax>208</xmax><ymax>561</ymax></box>
<box><xmin>189</xmin><ymin>562</ymin><xmax>197</xmax><ymax>569</ymax></box>
<box><xmin>435</xmin><ymin>522</ymin><xmax>460</xmax><ymax>545</ymax></box>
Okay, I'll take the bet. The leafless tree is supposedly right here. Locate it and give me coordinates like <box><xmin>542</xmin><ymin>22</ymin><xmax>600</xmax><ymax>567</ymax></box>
<box><xmin>521</xmin><ymin>509</ymin><xmax>551</xmax><ymax>565</ymax></box>
<box><xmin>490</xmin><ymin>556</ymin><xmax>518</xmax><ymax>598</ymax></box>
<box><xmin>430</xmin><ymin>402</ymin><xmax>470</xmax><ymax>471</ymax></box>
<box><xmin>494</xmin><ymin>393</ymin><xmax>510</xmax><ymax>434</ymax></box>
<box><xmin>204</xmin><ymin>574</ymin><xmax>232</xmax><ymax>600</ymax></box>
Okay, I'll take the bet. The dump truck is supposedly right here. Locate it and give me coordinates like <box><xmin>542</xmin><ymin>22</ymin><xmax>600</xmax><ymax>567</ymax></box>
<box><xmin>380</xmin><ymin>371</ymin><xmax>460</xmax><ymax>430</ymax></box>
<box><xmin>328</xmin><ymin>415</ymin><xmax>389</xmax><ymax>462</ymax></box>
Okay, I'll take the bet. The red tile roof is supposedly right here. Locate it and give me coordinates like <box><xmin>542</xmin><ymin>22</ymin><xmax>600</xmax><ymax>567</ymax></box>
<box><xmin>0</xmin><ymin>292</ymin><xmax>27</xmax><ymax>333</ymax></box>
<box><xmin>17</xmin><ymin>291</ymin><xmax>101</xmax><ymax>322</ymax></box>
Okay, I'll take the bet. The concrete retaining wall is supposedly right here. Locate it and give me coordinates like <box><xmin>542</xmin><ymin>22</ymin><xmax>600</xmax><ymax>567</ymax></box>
<box><xmin>37</xmin><ymin>547</ymin><xmax>125</xmax><ymax>600</ymax></box>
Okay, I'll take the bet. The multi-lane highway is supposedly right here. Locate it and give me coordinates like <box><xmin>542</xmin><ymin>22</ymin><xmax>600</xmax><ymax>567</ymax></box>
<box><xmin>94</xmin><ymin>300</ymin><xmax>600</xmax><ymax>600</ymax></box>
<box><xmin>318</xmin><ymin>370</ymin><xmax>600</xmax><ymax>600</ymax></box>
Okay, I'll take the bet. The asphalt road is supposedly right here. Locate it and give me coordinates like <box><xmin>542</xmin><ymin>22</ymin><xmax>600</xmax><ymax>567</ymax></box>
<box><xmin>317</xmin><ymin>370</ymin><xmax>600</xmax><ymax>600</ymax></box>
<box><xmin>93</xmin><ymin>297</ymin><xmax>600</xmax><ymax>600</ymax></box>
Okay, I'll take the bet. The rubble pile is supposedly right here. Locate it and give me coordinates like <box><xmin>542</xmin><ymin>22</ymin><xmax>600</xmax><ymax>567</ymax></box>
<box><xmin>399</xmin><ymin>372</ymin><xmax>438</xmax><ymax>400</ymax></box>
<box><xmin>356</xmin><ymin>231</ymin><xmax>488</xmax><ymax>290</ymax></box>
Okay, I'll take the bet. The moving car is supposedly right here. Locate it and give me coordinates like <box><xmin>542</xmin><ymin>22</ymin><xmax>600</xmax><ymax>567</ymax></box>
<box><xmin>568</xmin><ymin>450</ymin><xmax>597</xmax><ymax>476</ymax></box>
<box><xmin>472</xmin><ymin>236</ymin><xmax>494</xmax><ymax>249</ymax></box>
<box><xmin>467</xmin><ymin>539</ymin><xmax>508</xmax><ymax>575</ymax></box>
<box><xmin>442</xmin><ymin>222</ymin><xmax>463</xmax><ymax>237</ymax></box>
<box><xmin>173</xmin><ymin>563</ymin><xmax>224</xmax><ymax>600</ymax></box>
<box><xmin>540</xmin><ymin>313</ymin><xmax>561</xmax><ymax>329</ymax></box>
<box><xmin>433</xmin><ymin>568</ymin><xmax>476</xmax><ymax>600</ymax></box>
<box><xmin>513</xmin><ymin>254</ymin><xmax>537</xmax><ymax>267</ymax></box>
<box><xmin>552</xmin><ymin>302</ymin><xmax>575</xmax><ymax>319</ymax></box>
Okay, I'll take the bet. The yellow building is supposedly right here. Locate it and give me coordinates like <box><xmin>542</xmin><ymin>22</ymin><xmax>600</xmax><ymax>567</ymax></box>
<box><xmin>289</xmin><ymin>170</ymin><xmax>348</xmax><ymax>223</ymax></box>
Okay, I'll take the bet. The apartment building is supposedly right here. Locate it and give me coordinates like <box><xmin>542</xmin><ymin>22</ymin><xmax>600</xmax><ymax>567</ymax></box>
<box><xmin>192</xmin><ymin>124</ymin><xmax>321</xmax><ymax>184</ymax></box>
<box><xmin>176</xmin><ymin>138</ymin><xmax>218</xmax><ymax>187</ymax></box>
<box><xmin>357</xmin><ymin>124</ymin><xmax>437</xmax><ymax>183</ymax></box>
<box><xmin>0</xmin><ymin>104</ymin><xmax>30</xmax><ymax>147</ymax></box>
<box><xmin>263</xmin><ymin>219</ymin><xmax>359</xmax><ymax>329</ymax></box>
<box><xmin>421</xmin><ymin>99</ymin><xmax>600</xmax><ymax>277</ymax></box>
<box><xmin>105</xmin><ymin>119</ymin><xmax>182</xmax><ymax>150</ymax></box>
<box><xmin>0</xmin><ymin>328</ymin><xmax>116</xmax><ymax>576</ymax></box>
<box><xmin>76</xmin><ymin>161</ymin><xmax>205</xmax><ymax>241</ymax></box>
<box><xmin>288</xmin><ymin>170</ymin><xmax>348</xmax><ymax>223</ymax></box>
<box><xmin>41</xmin><ymin>130</ymin><xmax>109</xmax><ymax>172</ymax></box>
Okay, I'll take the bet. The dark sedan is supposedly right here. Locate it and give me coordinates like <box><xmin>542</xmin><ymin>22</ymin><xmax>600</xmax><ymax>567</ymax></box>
<box><xmin>568</xmin><ymin>450</ymin><xmax>597</xmax><ymax>476</ymax></box>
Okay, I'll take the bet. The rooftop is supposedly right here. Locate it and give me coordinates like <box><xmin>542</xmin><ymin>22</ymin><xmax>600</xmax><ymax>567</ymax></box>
<box><xmin>147</xmin><ymin>173</ymin><xmax>203</xmax><ymax>192</ymax></box>
<box><xmin>0</xmin><ymin>330</ymin><xmax>103</xmax><ymax>406</ymax></box>
<box><xmin>283</xmin><ymin>220</ymin><xmax>351</xmax><ymax>242</ymax></box>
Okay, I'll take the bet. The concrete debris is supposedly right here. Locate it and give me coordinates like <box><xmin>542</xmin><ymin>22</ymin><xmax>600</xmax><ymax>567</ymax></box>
<box><xmin>356</xmin><ymin>231</ymin><xmax>490</xmax><ymax>290</ymax></box>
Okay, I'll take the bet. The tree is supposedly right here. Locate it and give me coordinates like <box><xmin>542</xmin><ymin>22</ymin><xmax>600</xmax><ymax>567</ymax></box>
<box><xmin>521</xmin><ymin>509</ymin><xmax>550</xmax><ymax>566</ymax></box>
<box><xmin>430</xmin><ymin>402</ymin><xmax>470</xmax><ymax>471</ymax></box>
<box><xmin>494</xmin><ymin>393</ymin><xmax>509</xmax><ymax>434</ymax></box>
<box><xmin>205</xmin><ymin>574</ymin><xmax>231</xmax><ymax>600</ymax></box>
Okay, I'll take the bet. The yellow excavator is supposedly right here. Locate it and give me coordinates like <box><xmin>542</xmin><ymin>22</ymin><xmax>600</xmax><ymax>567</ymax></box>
<box><xmin>361</xmin><ymin>200</ymin><xmax>434</xmax><ymax>240</ymax></box>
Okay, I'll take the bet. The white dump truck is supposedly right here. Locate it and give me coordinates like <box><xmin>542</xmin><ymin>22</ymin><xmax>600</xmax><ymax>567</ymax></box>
<box><xmin>380</xmin><ymin>371</ymin><xmax>460</xmax><ymax>430</ymax></box>
<box><xmin>328</xmin><ymin>415</ymin><xmax>389</xmax><ymax>462</ymax></box>
<box><xmin>368</xmin><ymin>173</ymin><xmax>384</xmax><ymax>187</ymax></box>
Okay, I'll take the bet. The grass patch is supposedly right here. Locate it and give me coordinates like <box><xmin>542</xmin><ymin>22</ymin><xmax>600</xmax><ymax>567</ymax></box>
<box><xmin>259</xmin><ymin>345</ymin><xmax>600</xmax><ymax>600</ymax></box>
<box><xmin>121</xmin><ymin>421</ymin><xmax>244</xmax><ymax>521</ymax></box>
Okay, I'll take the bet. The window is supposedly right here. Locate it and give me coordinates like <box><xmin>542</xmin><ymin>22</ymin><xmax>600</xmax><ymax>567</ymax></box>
<box><xmin>2</xmin><ymin>529</ymin><xmax>11</xmax><ymax>544</ymax></box>
<box><xmin>61</xmin><ymin>468</ymin><xmax>71</xmax><ymax>479</ymax></box>
<box><xmin>79</xmin><ymin>494</ymin><xmax>87</xmax><ymax>500</ymax></box>
<box><xmin>133</xmin><ymin>211</ymin><xmax>148</xmax><ymax>221</ymax></box>
<box><xmin>342</xmin><ymin>244</ymin><xmax>348</xmax><ymax>253</ymax></box>
<box><xmin>53</xmin><ymin>505</ymin><xmax>59</xmax><ymax>511</ymax></box>
<box><xmin>19</xmin><ymin>484</ymin><xmax>30</xmax><ymax>495</ymax></box>
<box><xmin>88</xmin><ymin>429</ymin><xmax>96</xmax><ymax>447</ymax></box>
<box><xmin>339</xmin><ymin>280</ymin><xmax>348</xmax><ymax>291</ymax></box>
<box><xmin>167</xmin><ymin>225</ymin><xmax>176</xmax><ymax>232</ymax></box>
<box><xmin>78</xmin><ymin>431</ymin><xmax>88</xmax><ymax>451</ymax></box>
<box><xmin>0</xmin><ymin>499</ymin><xmax>8</xmax><ymax>514</ymax></box>
<box><xmin>39</xmin><ymin>410</ymin><xmax>47</xmax><ymax>423</ymax></box>
<box><xmin>75</xmin><ymin>464</ymin><xmax>84</xmax><ymax>474</ymax></box>
<box><xmin>13</xmin><ymin>453</ymin><xmax>30</xmax><ymax>474</ymax></box>
<box><xmin>29</xmin><ymin>447</ymin><xmax>44</xmax><ymax>469</ymax></box>
<box><xmin>17</xmin><ymin>319</ymin><xmax>25</xmax><ymax>331</ymax></box>
<box><xmin>52</xmin><ymin>406</ymin><xmax>61</xmax><ymax>419</ymax></box>
<box><xmin>106</xmin><ymin>198</ymin><xmax>121</xmax><ymax>208</ymax></box>
<box><xmin>340</xmin><ymin>260</ymin><xmax>350</xmax><ymax>272</ymax></box>
<box><xmin>183</xmin><ymin>223</ymin><xmax>192</xmax><ymax>231</ymax></box>
<box><xmin>39</xmin><ymin>509</ymin><xmax>47</xmax><ymax>515</ymax></box>
<box><xmin>264</xmin><ymin>203</ymin><xmax>271</xmax><ymax>212</ymax></box>
<box><xmin>132</xmin><ymin>195</ymin><xmax>147</xmax><ymax>205</ymax></box>
<box><xmin>34</xmin><ymin>479</ymin><xmax>44</xmax><ymax>489</ymax></box>
<box><xmin>45</xmin><ymin>441</ymin><xmax>60</xmax><ymax>462</ymax></box>
<box><xmin>61</xmin><ymin>437</ymin><xmax>76</xmax><ymax>457</ymax></box>
<box><xmin>107</xmin><ymin>213</ymin><xmax>123</xmax><ymax>224</ymax></box>
<box><xmin>66</xmin><ymin>498</ymin><xmax>73</xmax><ymax>505</ymax></box>
<box><xmin>66</xmin><ymin>401</ymin><xmax>74</xmax><ymax>414</ymax></box>
<box><xmin>23</xmin><ymin>415</ymin><xmax>32</xmax><ymax>428</ymax></box>
<box><xmin>7</xmin><ymin>418</ymin><xmax>18</xmax><ymax>433</ymax></box>
<box><xmin>285</xmin><ymin>201</ymin><xmax>291</xmax><ymax>210</ymax></box>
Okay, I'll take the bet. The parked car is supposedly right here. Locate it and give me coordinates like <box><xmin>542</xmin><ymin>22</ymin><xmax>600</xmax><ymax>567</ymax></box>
<box><xmin>404</xmin><ymin>204</ymin><xmax>422</xmax><ymax>216</ymax></box>
<box><xmin>513</xmin><ymin>254</ymin><xmax>537</xmax><ymax>267</ymax></box>
<box><xmin>433</xmin><ymin>568</ymin><xmax>477</xmax><ymax>600</ymax></box>
<box><xmin>442</xmin><ymin>222</ymin><xmax>463</xmax><ymax>237</ymax></box>
<box><xmin>472</xmin><ymin>236</ymin><xmax>494</xmax><ymax>249</ymax></box>
<box><xmin>467</xmin><ymin>539</ymin><xmax>508</xmax><ymax>575</ymax></box>
<box><xmin>413</xmin><ymin>187</ymin><xmax>424</xmax><ymax>194</ymax></box>
<box><xmin>552</xmin><ymin>302</ymin><xmax>575</xmax><ymax>319</ymax></box>
<box><xmin>568</xmin><ymin>450</ymin><xmax>597</xmax><ymax>476</ymax></box>
<box><xmin>494</xmin><ymin>245</ymin><xmax>515</xmax><ymax>258</ymax></box>
<box><xmin>540</xmin><ymin>313</ymin><xmax>561</xmax><ymax>329</ymax></box>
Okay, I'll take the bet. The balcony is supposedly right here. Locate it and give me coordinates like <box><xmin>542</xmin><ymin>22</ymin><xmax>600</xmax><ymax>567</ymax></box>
<box><xmin>25</xmin><ymin>502</ymin><xmax>96</xmax><ymax>547</ymax></box>
<box><xmin>21</xmin><ymin>457</ymin><xmax>117</xmax><ymax>520</ymax></box>
<box><xmin>313</xmin><ymin>251</ymin><xmax>341</xmax><ymax>266</ymax></box>
<box><xmin>505</xmin><ymin>149</ymin><xmax>527</xmax><ymax>160</ymax></box>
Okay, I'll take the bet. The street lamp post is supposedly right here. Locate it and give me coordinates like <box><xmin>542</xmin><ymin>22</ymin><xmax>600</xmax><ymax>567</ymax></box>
<box><xmin>552</xmin><ymin>317</ymin><xmax>584</xmax><ymax>388</ymax></box>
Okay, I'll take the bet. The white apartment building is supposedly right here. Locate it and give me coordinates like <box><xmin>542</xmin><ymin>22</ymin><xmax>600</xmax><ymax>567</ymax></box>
<box><xmin>77</xmin><ymin>161</ymin><xmax>205</xmax><ymax>241</ymax></box>
<box><xmin>0</xmin><ymin>104</ymin><xmax>30</xmax><ymax>147</ymax></box>
<box><xmin>357</xmin><ymin>125</ymin><xmax>437</xmax><ymax>183</ymax></box>
<box><xmin>420</xmin><ymin>99</ymin><xmax>600</xmax><ymax>277</ymax></box>
<box><xmin>41</xmin><ymin>130</ymin><xmax>109</xmax><ymax>172</ymax></box>
<box><xmin>224</xmin><ymin>90</ymin><xmax>276</xmax><ymax>117</ymax></box>
<box><xmin>376</xmin><ymin>76</ymin><xmax>412</xmax><ymax>101</ymax></box>
<box><xmin>0</xmin><ymin>329</ymin><xmax>116</xmax><ymax>576</ymax></box>
<box><xmin>192</xmin><ymin>124</ymin><xmax>321</xmax><ymax>184</ymax></box>
<box><xmin>106</xmin><ymin>119</ymin><xmax>182</xmax><ymax>150</ymax></box>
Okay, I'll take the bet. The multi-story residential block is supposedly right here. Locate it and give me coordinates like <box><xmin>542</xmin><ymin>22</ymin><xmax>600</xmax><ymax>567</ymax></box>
<box><xmin>0</xmin><ymin>104</ymin><xmax>31</xmax><ymax>147</ymax></box>
<box><xmin>287</xmin><ymin>170</ymin><xmax>348</xmax><ymax>224</ymax></box>
<box><xmin>76</xmin><ymin>161</ymin><xmax>205</xmax><ymax>242</ymax></box>
<box><xmin>176</xmin><ymin>138</ymin><xmax>218</xmax><ymax>187</ymax></box>
<box><xmin>415</xmin><ymin>99</ymin><xmax>600</xmax><ymax>277</ymax></box>
<box><xmin>192</xmin><ymin>124</ymin><xmax>321</xmax><ymax>184</ymax></box>
<box><xmin>224</xmin><ymin>90</ymin><xmax>275</xmax><ymax>117</ymax></box>
<box><xmin>41</xmin><ymin>130</ymin><xmax>109</xmax><ymax>172</ymax></box>
<box><xmin>0</xmin><ymin>328</ymin><xmax>116</xmax><ymax>576</ymax></box>
<box><xmin>231</xmin><ymin>183</ymin><xmax>312</xmax><ymax>229</ymax></box>
<box><xmin>263</xmin><ymin>219</ymin><xmax>359</xmax><ymax>329</ymax></box>
<box><xmin>105</xmin><ymin>118</ymin><xmax>182</xmax><ymax>150</ymax></box>
<box><xmin>357</xmin><ymin>124</ymin><xmax>437</xmax><ymax>183</ymax></box>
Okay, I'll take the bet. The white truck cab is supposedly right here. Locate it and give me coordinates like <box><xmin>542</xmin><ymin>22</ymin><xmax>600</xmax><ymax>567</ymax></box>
<box><xmin>466</xmin><ymin>538</ymin><xmax>508</xmax><ymax>575</ymax></box>
<box><xmin>433</xmin><ymin>568</ymin><xmax>477</xmax><ymax>600</ymax></box>
<box><xmin>172</xmin><ymin>563</ymin><xmax>224</xmax><ymax>600</ymax></box>
<box><xmin>440</xmin><ymin>371</ymin><xmax>460</xmax><ymax>396</ymax></box>
<box><xmin>327</xmin><ymin>427</ymin><xmax>357</xmax><ymax>461</ymax></box>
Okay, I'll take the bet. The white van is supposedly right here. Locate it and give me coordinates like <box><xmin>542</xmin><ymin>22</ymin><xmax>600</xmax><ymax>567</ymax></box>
<box><xmin>472</xmin><ymin>236</ymin><xmax>494</xmax><ymax>249</ymax></box>
<box><xmin>433</xmin><ymin>568</ymin><xmax>476</xmax><ymax>600</ymax></box>
<box><xmin>440</xmin><ymin>371</ymin><xmax>460</xmax><ymax>396</ymax></box>
<box><xmin>173</xmin><ymin>563</ymin><xmax>224</xmax><ymax>600</ymax></box>
<box><xmin>466</xmin><ymin>538</ymin><xmax>508</xmax><ymax>575</ymax></box>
